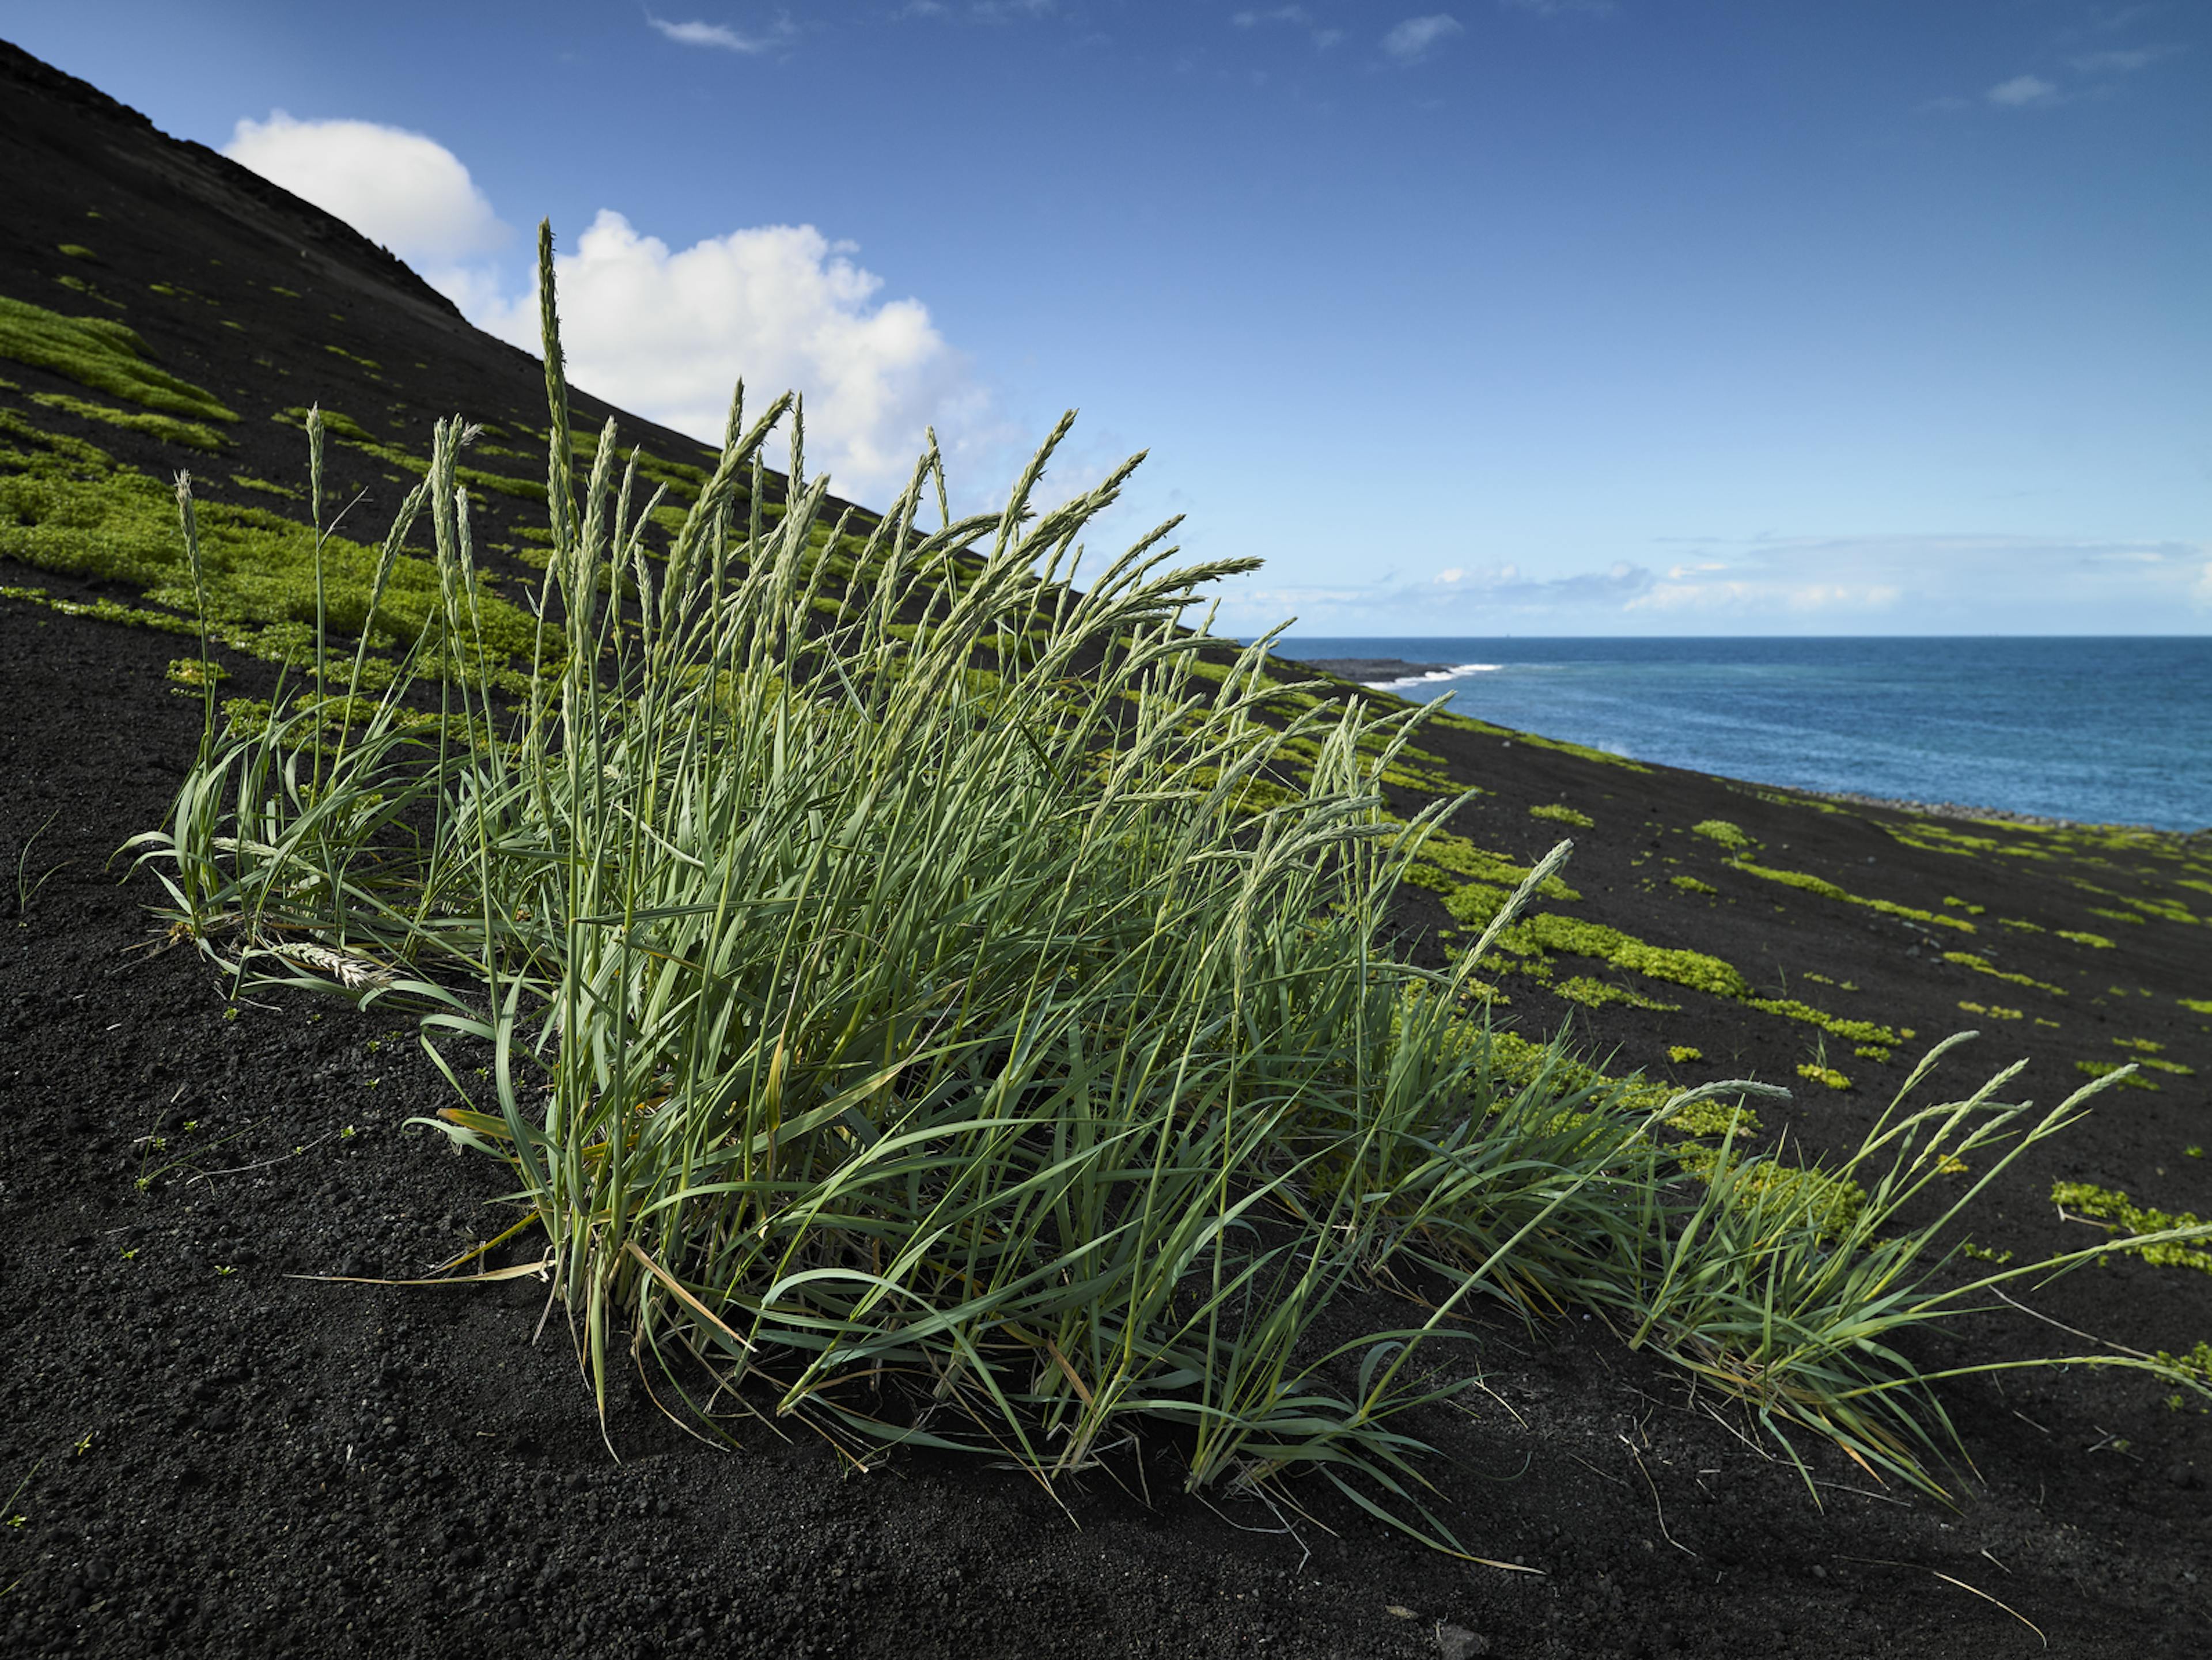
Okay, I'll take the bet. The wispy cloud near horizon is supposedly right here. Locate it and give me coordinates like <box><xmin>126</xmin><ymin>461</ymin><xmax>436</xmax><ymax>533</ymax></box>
<box><xmin>1212</xmin><ymin>534</ymin><xmax>2212</xmax><ymax>635</ymax></box>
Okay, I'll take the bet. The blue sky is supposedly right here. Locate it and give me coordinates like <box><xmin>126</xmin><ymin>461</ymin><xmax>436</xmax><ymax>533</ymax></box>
<box><xmin>4</xmin><ymin>1</ymin><xmax>2206</xmax><ymax>635</ymax></box>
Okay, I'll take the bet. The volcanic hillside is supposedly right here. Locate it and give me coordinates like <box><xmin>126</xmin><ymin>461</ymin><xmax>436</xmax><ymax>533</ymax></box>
<box><xmin>3</xmin><ymin>37</ymin><xmax>2211</xmax><ymax>1660</ymax></box>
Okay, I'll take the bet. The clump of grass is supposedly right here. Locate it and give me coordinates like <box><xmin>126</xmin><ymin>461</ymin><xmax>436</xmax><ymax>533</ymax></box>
<box><xmin>130</xmin><ymin>225</ymin><xmax>2212</xmax><ymax>1533</ymax></box>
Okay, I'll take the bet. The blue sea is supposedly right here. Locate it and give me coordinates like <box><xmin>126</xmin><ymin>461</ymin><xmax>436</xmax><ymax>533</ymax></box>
<box><xmin>1268</xmin><ymin>638</ymin><xmax>2212</xmax><ymax>832</ymax></box>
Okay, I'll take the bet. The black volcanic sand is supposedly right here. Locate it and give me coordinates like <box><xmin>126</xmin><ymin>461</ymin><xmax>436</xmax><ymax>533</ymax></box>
<box><xmin>5</xmin><ymin>38</ymin><xmax>2212</xmax><ymax>1660</ymax></box>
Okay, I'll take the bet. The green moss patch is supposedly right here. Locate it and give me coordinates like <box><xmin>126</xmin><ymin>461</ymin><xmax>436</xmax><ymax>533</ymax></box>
<box><xmin>2074</xmin><ymin>1060</ymin><xmax>2156</xmax><ymax>1091</ymax></box>
<box><xmin>0</xmin><ymin>291</ymin><xmax>237</xmax><ymax>423</ymax></box>
<box><xmin>1691</xmin><ymin>818</ymin><xmax>1749</xmax><ymax>851</ymax></box>
<box><xmin>273</xmin><ymin>407</ymin><xmax>545</xmax><ymax>503</ymax></box>
<box><xmin>1511</xmin><ymin>915</ymin><xmax>1751</xmax><ymax>998</ymax></box>
<box><xmin>1529</xmin><ymin>802</ymin><xmax>1594</xmax><ymax>828</ymax></box>
<box><xmin>26</xmin><ymin>390</ymin><xmax>227</xmax><ymax>453</ymax></box>
<box><xmin>1732</xmin><ymin>859</ymin><xmax>1975</xmax><ymax>932</ymax></box>
<box><xmin>1944</xmin><ymin>952</ymin><xmax>2067</xmax><ymax>998</ymax></box>
<box><xmin>2058</xmin><ymin>930</ymin><xmax>2117</xmax><ymax>949</ymax></box>
<box><xmin>1553</xmin><ymin>975</ymin><xmax>1679</xmax><ymax>1012</ymax></box>
<box><xmin>1422</xmin><ymin>707</ymin><xmax>1651</xmax><ymax>771</ymax></box>
<box><xmin>2052</xmin><ymin>1182</ymin><xmax>2212</xmax><ymax>1274</ymax></box>
<box><xmin>0</xmin><ymin>407</ymin><xmax>539</xmax><ymax>687</ymax></box>
<box><xmin>1669</xmin><ymin>874</ymin><xmax>1717</xmax><ymax>895</ymax></box>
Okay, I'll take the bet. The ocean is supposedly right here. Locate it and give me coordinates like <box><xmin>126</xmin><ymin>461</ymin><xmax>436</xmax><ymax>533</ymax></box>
<box><xmin>1266</xmin><ymin>637</ymin><xmax>2212</xmax><ymax>833</ymax></box>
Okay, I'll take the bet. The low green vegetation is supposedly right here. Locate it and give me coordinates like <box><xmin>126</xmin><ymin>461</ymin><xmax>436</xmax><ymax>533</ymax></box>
<box><xmin>2074</xmin><ymin>1060</ymin><xmax>2157</xmax><ymax>1091</ymax></box>
<box><xmin>2052</xmin><ymin>1182</ymin><xmax>2212</xmax><ymax>1275</ymax></box>
<box><xmin>1422</xmin><ymin>707</ymin><xmax>1650</xmax><ymax>771</ymax></box>
<box><xmin>1669</xmin><ymin>874</ymin><xmax>1717</xmax><ymax>895</ymax></box>
<box><xmin>1529</xmin><ymin>802</ymin><xmax>1593</xmax><ymax>828</ymax></box>
<box><xmin>1691</xmin><ymin>818</ymin><xmax>1749</xmax><ymax>851</ymax></box>
<box><xmin>0</xmin><ymin>291</ymin><xmax>238</xmax><ymax>422</ymax></box>
<box><xmin>272</xmin><ymin>405</ymin><xmax>546</xmax><ymax>503</ymax></box>
<box><xmin>1943</xmin><ymin>952</ymin><xmax>2067</xmax><ymax>998</ymax></box>
<box><xmin>122</xmin><ymin>228</ymin><xmax>2212</xmax><ymax>1534</ymax></box>
<box><xmin>0</xmin><ymin>397</ymin><xmax>539</xmax><ymax>692</ymax></box>
<box><xmin>28</xmin><ymin>389</ymin><xmax>227</xmax><ymax>452</ymax></box>
<box><xmin>1732</xmin><ymin>859</ymin><xmax>1975</xmax><ymax>932</ymax></box>
<box><xmin>1553</xmin><ymin>975</ymin><xmax>1679</xmax><ymax>1012</ymax></box>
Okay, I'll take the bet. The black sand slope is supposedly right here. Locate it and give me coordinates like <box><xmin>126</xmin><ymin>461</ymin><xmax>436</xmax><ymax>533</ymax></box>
<box><xmin>3</xmin><ymin>39</ymin><xmax>2210</xmax><ymax>1659</ymax></box>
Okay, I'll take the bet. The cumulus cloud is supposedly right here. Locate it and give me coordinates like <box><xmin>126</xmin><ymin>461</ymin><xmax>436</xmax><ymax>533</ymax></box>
<box><xmin>646</xmin><ymin>13</ymin><xmax>797</xmax><ymax>52</ymax></box>
<box><xmin>1986</xmin><ymin>74</ymin><xmax>2059</xmax><ymax>107</ymax></box>
<box><xmin>222</xmin><ymin>111</ymin><xmax>507</xmax><ymax>267</ymax></box>
<box><xmin>1381</xmin><ymin>14</ymin><xmax>1464</xmax><ymax>63</ymax></box>
<box><xmin>225</xmin><ymin>109</ymin><xmax>994</xmax><ymax>502</ymax></box>
<box><xmin>474</xmin><ymin>211</ymin><xmax>984</xmax><ymax>499</ymax></box>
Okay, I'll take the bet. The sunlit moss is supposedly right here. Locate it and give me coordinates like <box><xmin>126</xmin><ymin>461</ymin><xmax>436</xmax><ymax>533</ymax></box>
<box><xmin>1552</xmin><ymin>975</ymin><xmax>1679</xmax><ymax>1012</ymax></box>
<box><xmin>1691</xmin><ymin>818</ymin><xmax>1749</xmax><ymax>851</ymax></box>
<box><xmin>1510</xmin><ymin>915</ymin><xmax>1751</xmax><ymax>998</ymax></box>
<box><xmin>1944</xmin><ymin>952</ymin><xmax>2067</xmax><ymax>998</ymax></box>
<box><xmin>2052</xmin><ymin>1182</ymin><xmax>2212</xmax><ymax>1274</ymax></box>
<box><xmin>2074</xmin><ymin>1060</ymin><xmax>2156</xmax><ymax>1091</ymax></box>
<box><xmin>1733</xmin><ymin>859</ymin><xmax>1974</xmax><ymax>931</ymax></box>
<box><xmin>1529</xmin><ymin>802</ymin><xmax>1594</xmax><ymax>828</ymax></box>
<box><xmin>2057</xmin><ymin>929</ymin><xmax>2116</xmax><ymax>949</ymax></box>
<box><xmin>0</xmin><ymin>291</ymin><xmax>237</xmax><ymax>422</ymax></box>
<box><xmin>0</xmin><ymin>405</ymin><xmax>539</xmax><ymax>684</ymax></box>
<box><xmin>26</xmin><ymin>389</ymin><xmax>227</xmax><ymax>453</ymax></box>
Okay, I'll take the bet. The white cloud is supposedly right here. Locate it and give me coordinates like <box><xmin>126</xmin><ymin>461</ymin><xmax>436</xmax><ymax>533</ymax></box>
<box><xmin>226</xmin><ymin>108</ymin><xmax>994</xmax><ymax>502</ymax></box>
<box><xmin>1233</xmin><ymin>6</ymin><xmax>1344</xmax><ymax>50</ymax></box>
<box><xmin>1212</xmin><ymin>533</ymin><xmax>2210</xmax><ymax>635</ymax></box>
<box><xmin>1381</xmin><ymin>15</ymin><xmax>1464</xmax><ymax>63</ymax></box>
<box><xmin>222</xmin><ymin>111</ymin><xmax>507</xmax><ymax>267</ymax></box>
<box><xmin>2070</xmin><ymin>43</ymin><xmax>2184</xmax><ymax>75</ymax></box>
<box><xmin>474</xmin><ymin>210</ymin><xmax>986</xmax><ymax>500</ymax></box>
<box><xmin>1987</xmin><ymin>74</ymin><xmax>2059</xmax><ymax>107</ymax></box>
<box><xmin>647</xmin><ymin>13</ymin><xmax>796</xmax><ymax>53</ymax></box>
